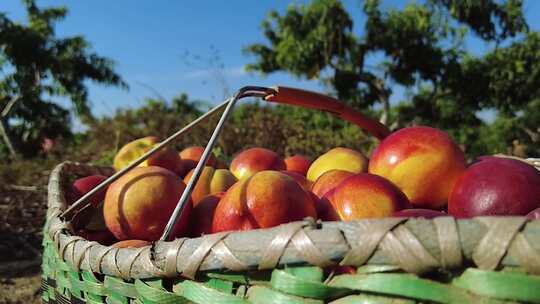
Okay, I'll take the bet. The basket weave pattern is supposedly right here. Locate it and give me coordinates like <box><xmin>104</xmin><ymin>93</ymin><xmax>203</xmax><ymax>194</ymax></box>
<box><xmin>42</xmin><ymin>161</ymin><xmax>540</xmax><ymax>303</ymax></box>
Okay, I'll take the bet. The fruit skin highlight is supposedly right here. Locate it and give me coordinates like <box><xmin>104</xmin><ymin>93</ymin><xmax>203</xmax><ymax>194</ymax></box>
<box><xmin>212</xmin><ymin>171</ymin><xmax>316</xmax><ymax>233</ymax></box>
<box><xmin>307</xmin><ymin>147</ymin><xmax>367</xmax><ymax>182</ymax></box>
<box><xmin>183</xmin><ymin>166</ymin><xmax>237</xmax><ymax>205</ymax></box>
<box><xmin>369</xmin><ymin>126</ymin><xmax>466</xmax><ymax>209</ymax></box>
<box><xmin>323</xmin><ymin>173</ymin><xmax>410</xmax><ymax>221</ymax></box>
<box><xmin>229</xmin><ymin>147</ymin><xmax>286</xmax><ymax>180</ymax></box>
<box><xmin>104</xmin><ymin>166</ymin><xmax>192</xmax><ymax>241</ymax></box>
<box><xmin>448</xmin><ymin>157</ymin><xmax>540</xmax><ymax>217</ymax></box>
<box><xmin>284</xmin><ymin>155</ymin><xmax>312</xmax><ymax>176</ymax></box>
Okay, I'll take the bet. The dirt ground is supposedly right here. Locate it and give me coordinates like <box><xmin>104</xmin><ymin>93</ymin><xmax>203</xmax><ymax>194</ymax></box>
<box><xmin>0</xmin><ymin>232</ymin><xmax>43</xmax><ymax>304</ymax></box>
<box><xmin>0</xmin><ymin>183</ymin><xmax>48</xmax><ymax>304</ymax></box>
<box><xmin>0</xmin><ymin>275</ymin><xmax>42</xmax><ymax>304</ymax></box>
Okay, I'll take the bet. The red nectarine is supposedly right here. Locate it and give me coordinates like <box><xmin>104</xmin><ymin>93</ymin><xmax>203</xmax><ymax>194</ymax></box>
<box><xmin>448</xmin><ymin>157</ymin><xmax>540</xmax><ymax>217</ymax></box>
<box><xmin>229</xmin><ymin>147</ymin><xmax>286</xmax><ymax>180</ymax></box>
<box><xmin>179</xmin><ymin>146</ymin><xmax>218</xmax><ymax>174</ymax></box>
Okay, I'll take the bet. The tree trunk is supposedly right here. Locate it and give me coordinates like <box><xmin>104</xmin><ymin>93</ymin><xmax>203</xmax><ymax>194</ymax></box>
<box><xmin>0</xmin><ymin>118</ymin><xmax>19</xmax><ymax>157</ymax></box>
<box><xmin>379</xmin><ymin>93</ymin><xmax>390</xmax><ymax>126</ymax></box>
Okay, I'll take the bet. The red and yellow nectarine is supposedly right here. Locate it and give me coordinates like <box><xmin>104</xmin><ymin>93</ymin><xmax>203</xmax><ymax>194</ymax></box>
<box><xmin>179</xmin><ymin>146</ymin><xmax>218</xmax><ymax>174</ymax></box>
<box><xmin>113</xmin><ymin>137</ymin><xmax>184</xmax><ymax>175</ymax></box>
<box><xmin>369</xmin><ymin>126</ymin><xmax>465</xmax><ymax>209</ymax></box>
<box><xmin>281</xmin><ymin>170</ymin><xmax>313</xmax><ymax>191</ymax></box>
<box><xmin>311</xmin><ymin>170</ymin><xmax>354</xmax><ymax>199</ymax></box>
<box><xmin>284</xmin><ymin>155</ymin><xmax>312</xmax><ymax>176</ymax></box>
<box><xmin>323</xmin><ymin>174</ymin><xmax>410</xmax><ymax>221</ymax></box>
<box><xmin>104</xmin><ymin>166</ymin><xmax>192</xmax><ymax>241</ymax></box>
<box><xmin>212</xmin><ymin>171</ymin><xmax>316</xmax><ymax>232</ymax></box>
<box><xmin>183</xmin><ymin>166</ymin><xmax>237</xmax><ymax>205</ymax></box>
<box><xmin>307</xmin><ymin>147</ymin><xmax>367</xmax><ymax>182</ymax></box>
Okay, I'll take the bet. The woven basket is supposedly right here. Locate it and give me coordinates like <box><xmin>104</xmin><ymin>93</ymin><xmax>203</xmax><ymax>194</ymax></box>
<box><xmin>42</xmin><ymin>86</ymin><xmax>540</xmax><ymax>303</ymax></box>
<box><xmin>42</xmin><ymin>162</ymin><xmax>540</xmax><ymax>303</ymax></box>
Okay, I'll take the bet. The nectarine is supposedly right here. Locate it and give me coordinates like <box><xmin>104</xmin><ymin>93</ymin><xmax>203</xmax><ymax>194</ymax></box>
<box><xmin>67</xmin><ymin>175</ymin><xmax>110</xmax><ymax>233</ymax></box>
<box><xmin>448</xmin><ymin>157</ymin><xmax>540</xmax><ymax>217</ymax></box>
<box><xmin>179</xmin><ymin>146</ymin><xmax>218</xmax><ymax>173</ymax></box>
<box><xmin>307</xmin><ymin>147</ymin><xmax>367</xmax><ymax>182</ymax></box>
<box><xmin>229</xmin><ymin>147</ymin><xmax>286</xmax><ymax>180</ymax></box>
<box><xmin>104</xmin><ymin>166</ymin><xmax>192</xmax><ymax>241</ymax></box>
<box><xmin>66</xmin><ymin>175</ymin><xmax>108</xmax><ymax>207</ymax></box>
<box><xmin>323</xmin><ymin>174</ymin><xmax>410</xmax><ymax>221</ymax></box>
<box><xmin>183</xmin><ymin>166</ymin><xmax>237</xmax><ymax>205</ymax></box>
<box><xmin>114</xmin><ymin>137</ymin><xmax>184</xmax><ymax>175</ymax></box>
<box><xmin>112</xmin><ymin>240</ymin><xmax>151</xmax><ymax>248</ymax></box>
<box><xmin>190</xmin><ymin>193</ymin><xmax>223</xmax><ymax>236</ymax></box>
<box><xmin>369</xmin><ymin>126</ymin><xmax>465</xmax><ymax>209</ymax></box>
<box><xmin>284</xmin><ymin>155</ymin><xmax>312</xmax><ymax>176</ymax></box>
<box><xmin>281</xmin><ymin>170</ymin><xmax>312</xmax><ymax>191</ymax></box>
<box><xmin>212</xmin><ymin>171</ymin><xmax>316</xmax><ymax>232</ymax></box>
<box><xmin>311</xmin><ymin>170</ymin><xmax>354</xmax><ymax>199</ymax></box>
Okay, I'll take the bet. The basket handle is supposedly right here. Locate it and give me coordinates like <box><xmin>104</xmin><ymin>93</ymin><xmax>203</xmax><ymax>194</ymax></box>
<box><xmin>264</xmin><ymin>86</ymin><xmax>390</xmax><ymax>140</ymax></box>
<box><xmin>161</xmin><ymin>86</ymin><xmax>391</xmax><ymax>240</ymax></box>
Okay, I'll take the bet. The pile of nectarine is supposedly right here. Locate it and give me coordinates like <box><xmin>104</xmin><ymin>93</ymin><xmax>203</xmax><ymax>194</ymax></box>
<box><xmin>69</xmin><ymin>127</ymin><xmax>540</xmax><ymax>247</ymax></box>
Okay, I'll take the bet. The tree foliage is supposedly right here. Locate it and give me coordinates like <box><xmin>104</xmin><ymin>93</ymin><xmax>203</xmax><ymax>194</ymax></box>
<box><xmin>0</xmin><ymin>0</ymin><xmax>125</xmax><ymax>158</ymax></box>
<box><xmin>245</xmin><ymin>0</ymin><xmax>540</xmax><ymax>157</ymax></box>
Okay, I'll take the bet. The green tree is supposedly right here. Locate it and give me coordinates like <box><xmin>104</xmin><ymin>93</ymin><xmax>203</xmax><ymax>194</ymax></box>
<box><xmin>245</xmin><ymin>0</ymin><xmax>539</xmax><ymax>156</ymax></box>
<box><xmin>0</xmin><ymin>0</ymin><xmax>125</xmax><ymax>158</ymax></box>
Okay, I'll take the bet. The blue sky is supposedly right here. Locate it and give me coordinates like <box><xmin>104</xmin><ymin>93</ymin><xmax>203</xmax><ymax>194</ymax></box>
<box><xmin>3</xmin><ymin>0</ymin><xmax>540</xmax><ymax>121</ymax></box>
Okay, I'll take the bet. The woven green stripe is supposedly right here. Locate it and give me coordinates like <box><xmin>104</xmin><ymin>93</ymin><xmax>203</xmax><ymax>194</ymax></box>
<box><xmin>355</xmin><ymin>265</ymin><xmax>400</xmax><ymax>274</ymax></box>
<box><xmin>104</xmin><ymin>276</ymin><xmax>138</xmax><ymax>298</ymax></box>
<box><xmin>134</xmin><ymin>279</ymin><xmax>187</xmax><ymax>304</ymax></box>
<box><xmin>207</xmin><ymin>271</ymin><xmax>272</xmax><ymax>286</ymax></box>
<box><xmin>329</xmin><ymin>294</ymin><xmax>415</xmax><ymax>304</ymax></box>
<box><xmin>179</xmin><ymin>280</ymin><xmax>248</xmax><ymax>304</ymax></box>
<box><xmin>68</xmin><ymin>271</ymin><xmax>107</xmax><ymax>297</ymax></box>
<box><xmin>205</xmin><ymin>278</ymin><xmax>234</xmax><ymax>293</ymax></box>
<box><xmin>271</xmin><ymin>269</ymin><xmax>350</xmax><ymax>300</ymax></box>
<box><xmin>55</xmin><ymin>272</ymin><xmax>72</xmax><ymax>290</ymax></box>
<box><xmin>285</xmin><ymin>266</ymin><xmax>324</xmax><ymax>282</ymax></box>
<box><xmin>453</xmin><ymin>268</ymin><xmax>540</xmax><ymax>303</ymax></box>
<box><xmin>330</xmin><ymin>273</ymin><xmax>471</xmax><ymax>303</ymax></box>
<box><xmin>247</xmin><ymin>285</ymin><xmax>323</xmax><ymax>304</ymax></box>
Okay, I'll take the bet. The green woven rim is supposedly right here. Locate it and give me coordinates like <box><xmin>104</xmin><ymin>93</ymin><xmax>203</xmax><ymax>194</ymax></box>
<box><xmin>41</xmin><ymin>232</ymin><xmax>540</xmax><ymax>303</ymax></box>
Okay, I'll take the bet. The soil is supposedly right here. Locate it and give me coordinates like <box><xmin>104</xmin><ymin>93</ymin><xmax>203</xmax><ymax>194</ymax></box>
<box><xmin>0</xmin><ymin>181</ymin><xmax>48</xmax><ymax>304</ymax></box>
